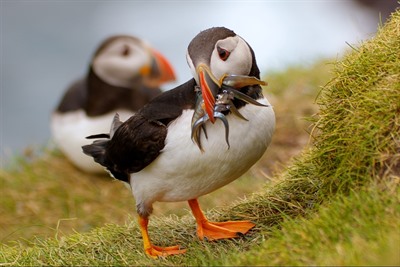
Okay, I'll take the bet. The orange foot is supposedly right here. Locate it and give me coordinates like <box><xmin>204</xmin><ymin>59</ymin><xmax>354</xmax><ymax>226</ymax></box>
<box><xmin>188</xmin><ymin>199</ymin><xmax>255</xmax><ymax>241</ymax></box>
<box><xmin>145</xmin><ymin>244</ymin><xmax>187</xmax><ymax>258</ymax></box>
<box><xmin>139</xmin><ymin>215</ymin><xmax>187</xmax><ymax>258</ymax></box>
<box><xmin>197</xmin><ymin>220</ymin><xmax>255</xmax><ymax>241</ymax></box>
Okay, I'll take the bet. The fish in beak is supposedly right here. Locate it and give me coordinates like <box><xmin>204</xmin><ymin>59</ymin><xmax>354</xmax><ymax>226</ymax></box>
<box><xmin>191</xmin><ymin>71</ymin><xmax>269</xmax><ymax>152</ymax></box>
<box><xmin>196</xmin><ymin>64</ymin><xmax>223</xmax><ymax>123</ymax></box>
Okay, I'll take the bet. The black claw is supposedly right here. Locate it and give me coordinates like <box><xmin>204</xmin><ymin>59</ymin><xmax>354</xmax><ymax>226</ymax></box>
<box><xmin>236</xmin><ymin>232</ymin><xmax>245</xmax><ymax>238</ymax></box>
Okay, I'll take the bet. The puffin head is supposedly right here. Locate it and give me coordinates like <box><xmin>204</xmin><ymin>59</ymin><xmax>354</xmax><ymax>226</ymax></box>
<box><xmin>186</xmin><ymin>27</ymin><xmax>260</xmax><ymax>123</ymax></box>
<box><xmin>91</xmin><ymin>35</ymin><xmax>176</xmax><ymax>89</ymax></box>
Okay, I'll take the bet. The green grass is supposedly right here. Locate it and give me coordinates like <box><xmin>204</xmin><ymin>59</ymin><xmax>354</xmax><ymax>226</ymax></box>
<box><xmin>0</xmin><ymin>46</ymin><xmax>330</xmax><ymax>246</ymax></box>
<box><xmin>228</xmin><ymin>184</ymin><xmax>399</xmax><ymax>266</ymax></box>
<box><xmin>1</xmin><ymin>9</ymin><xmax>399</xmax><ymax>266</ymax></box>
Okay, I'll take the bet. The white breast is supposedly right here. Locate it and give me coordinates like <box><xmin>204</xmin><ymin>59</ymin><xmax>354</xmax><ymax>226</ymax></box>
<box><xmin>51</xmin><ymin>109</ymin><xmax>133</xmax><ymax>173</ymax></box>
<box><xmin>130</xmin><ymin>98</ymin><xmax>275</xmax><ymax>207</ymax></box>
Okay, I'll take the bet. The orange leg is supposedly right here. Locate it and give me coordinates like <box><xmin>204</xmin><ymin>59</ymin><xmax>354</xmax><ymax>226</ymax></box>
<box><xmin>138</xmin><ymin>215</ymin><xmax>186</xmax><ymax>258</ymax></box>
<box><xmin>188</xmin><ymin>199</ymin><xmax>255</xmax><ymax>241</ymax></box>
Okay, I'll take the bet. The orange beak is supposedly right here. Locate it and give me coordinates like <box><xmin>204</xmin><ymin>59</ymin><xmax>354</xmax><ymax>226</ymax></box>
<box><xmin>197</xmin><ymin>65</ymin><xmax>221</xmax><ymax>123</ymax></box>
<box><xmin>151</xmin><ymin>48</ymin><xmax>176</xmax><ymax>84</ymax></box>
<box><xmin>141</xmin><ymin>48</ymin><xmax>176</xmax><ymax>87</ymax></box>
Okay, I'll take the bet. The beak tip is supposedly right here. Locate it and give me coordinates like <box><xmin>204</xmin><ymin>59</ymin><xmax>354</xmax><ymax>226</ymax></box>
<box><xmin>151</xmin><ymin>48</ymin><xmax>176</xmax><ymax>84</ymax></box>
<box><xmin>198</xmin><ymin>66</ymin><xmax>219</xmax><ymax>124</ymax></box>
<box><xmin>209</xmin><ymin>115</ymin><xmax>215</xmax><ymax>123</ymax></box>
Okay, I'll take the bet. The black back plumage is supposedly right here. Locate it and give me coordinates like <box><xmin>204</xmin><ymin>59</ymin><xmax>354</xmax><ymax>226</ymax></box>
<box><xmin>82</xmin><ymin>79</ymin><xmax>197</xmax><ymax>182</ymax></box>
<box><xmin>55</xmin><ymin>78</ymin><xmax>87</xmax><ymax>113</ymax></box>
<box><xmin>84</xmin><ymin>69</ymin><xmax>161</xmax><ymax>116</ymax></box>
<box><xmin>55</xmin><ymin>68</ymin><xmax>161</xmax><ymax>116</ymax></box>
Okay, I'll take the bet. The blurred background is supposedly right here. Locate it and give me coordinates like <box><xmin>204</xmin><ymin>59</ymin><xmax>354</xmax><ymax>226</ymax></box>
<box><xmin>0</xmin><ymin>0</ymin><xmax>398</xmax><ymax>167</ymax></box>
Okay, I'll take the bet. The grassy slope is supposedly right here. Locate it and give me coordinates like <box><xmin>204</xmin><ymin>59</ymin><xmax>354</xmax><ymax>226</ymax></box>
<box><xmin>1</xmin><ymin>10</ymin><xmax>399</xmax><ymax>266</ymax></box>
<box><xmin>0</xmin><ymin>52</ymin><xmax>329</xmax><ymax>244</ymax></box>
<box><xmin>223</xmin><ymin>184</ymin><xmax>400</xmax><ymax>266</ymax></box>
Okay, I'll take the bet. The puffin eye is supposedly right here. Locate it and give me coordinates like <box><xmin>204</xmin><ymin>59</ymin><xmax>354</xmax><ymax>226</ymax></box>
<box><xmin>121</xmin><ymin>45</ymin><xmax>130</xmax><ymax>57</ymax></box>
<box><xmin>217</xmin><ymin>46</ymin><xmax>230</xmax><ymax>61</ymax></box>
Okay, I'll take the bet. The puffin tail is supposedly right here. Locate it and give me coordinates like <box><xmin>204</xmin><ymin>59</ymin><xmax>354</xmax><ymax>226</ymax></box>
<box><xmin>82</xmin><ymin>139</ymin><xmax>108</xmax><ymax>167</ymax></box>
<box><xmin>82</xmin><ymin>113</ymin><xmax>123</xmax><ymax>167</ymax></box>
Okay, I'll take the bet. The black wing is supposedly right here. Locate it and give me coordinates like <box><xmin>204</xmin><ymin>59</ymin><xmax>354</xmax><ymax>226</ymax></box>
<box><xmin>139</xmin><ymin>78</ymin><xmax>197</xmax><ymax>124</ymax></box>
<box><xmin>82</xmin><ymin>114</ymin><xmax>167</xmax><ymax>182</ymax></box>
<box><xmin>82</xmin><ymin>79</ymin><xmax>197</xmax><ymax>182</ymax></box>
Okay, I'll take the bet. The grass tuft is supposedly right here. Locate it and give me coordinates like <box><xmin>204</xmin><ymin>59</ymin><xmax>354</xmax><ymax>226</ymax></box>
<box><xmin>1</xmin><ymin>10</ymin><xmax>399</xmax><ymax>265</ymax></box>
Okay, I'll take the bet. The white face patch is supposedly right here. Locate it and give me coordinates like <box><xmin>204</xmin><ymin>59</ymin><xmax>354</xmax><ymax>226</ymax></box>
<box><xmin>186</xmin><ymin>50</ymin><xmax>198</xmax><ymax>84</ymax></box>
<box><xmin>93</xmin><ymin>38</ymin><xmax>151</xmax><ymax>88</ymax></box>
<box><xmin>210</xmin><ymin>36</ymin><xmax>252</xmax><ymax>81</ymax></box>
<box><xmin>186</xmin><ymin>36</ymin><xmax>252</xmax><ymax>85</ymax></box>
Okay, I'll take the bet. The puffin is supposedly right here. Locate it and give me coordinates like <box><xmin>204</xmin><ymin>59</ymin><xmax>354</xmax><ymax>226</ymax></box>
<box><xmin>51</xmin><ymin>35</ymin><xmax>176</xmax><ymax>173</ymax></box>
<box><xmin>82</xmin><ymin>27</ymin><xmax>275</xmax><ymax>257</ymax></box>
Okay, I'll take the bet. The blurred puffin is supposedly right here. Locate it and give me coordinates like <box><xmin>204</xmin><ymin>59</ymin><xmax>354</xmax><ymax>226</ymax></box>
<box><xmin>51</xmin><ymin>35</ymin><xmax>175</xmax><ymax>173</ymax></box>
<box><xmin>83</xmin><ymin>27</ymin><xmax>275</xmax><ymax>257</ymax></box>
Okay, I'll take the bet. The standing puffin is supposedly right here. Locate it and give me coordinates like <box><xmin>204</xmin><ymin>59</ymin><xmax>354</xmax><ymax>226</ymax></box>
<box><xmin>83</xmin><ymin>27</ymin><xmax>275</xmax><ymax>257</ymax></box>
<box><xmin>51</xmin><ymin>35</ymin><xmax>175</xmax><ymax>173</ymax></box>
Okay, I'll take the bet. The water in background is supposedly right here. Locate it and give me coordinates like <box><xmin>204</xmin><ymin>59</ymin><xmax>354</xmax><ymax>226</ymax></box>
<box><xmin>0</xmin><ymin>1</ymin><xmax>395</xmax><ymax>167</ymax></box>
